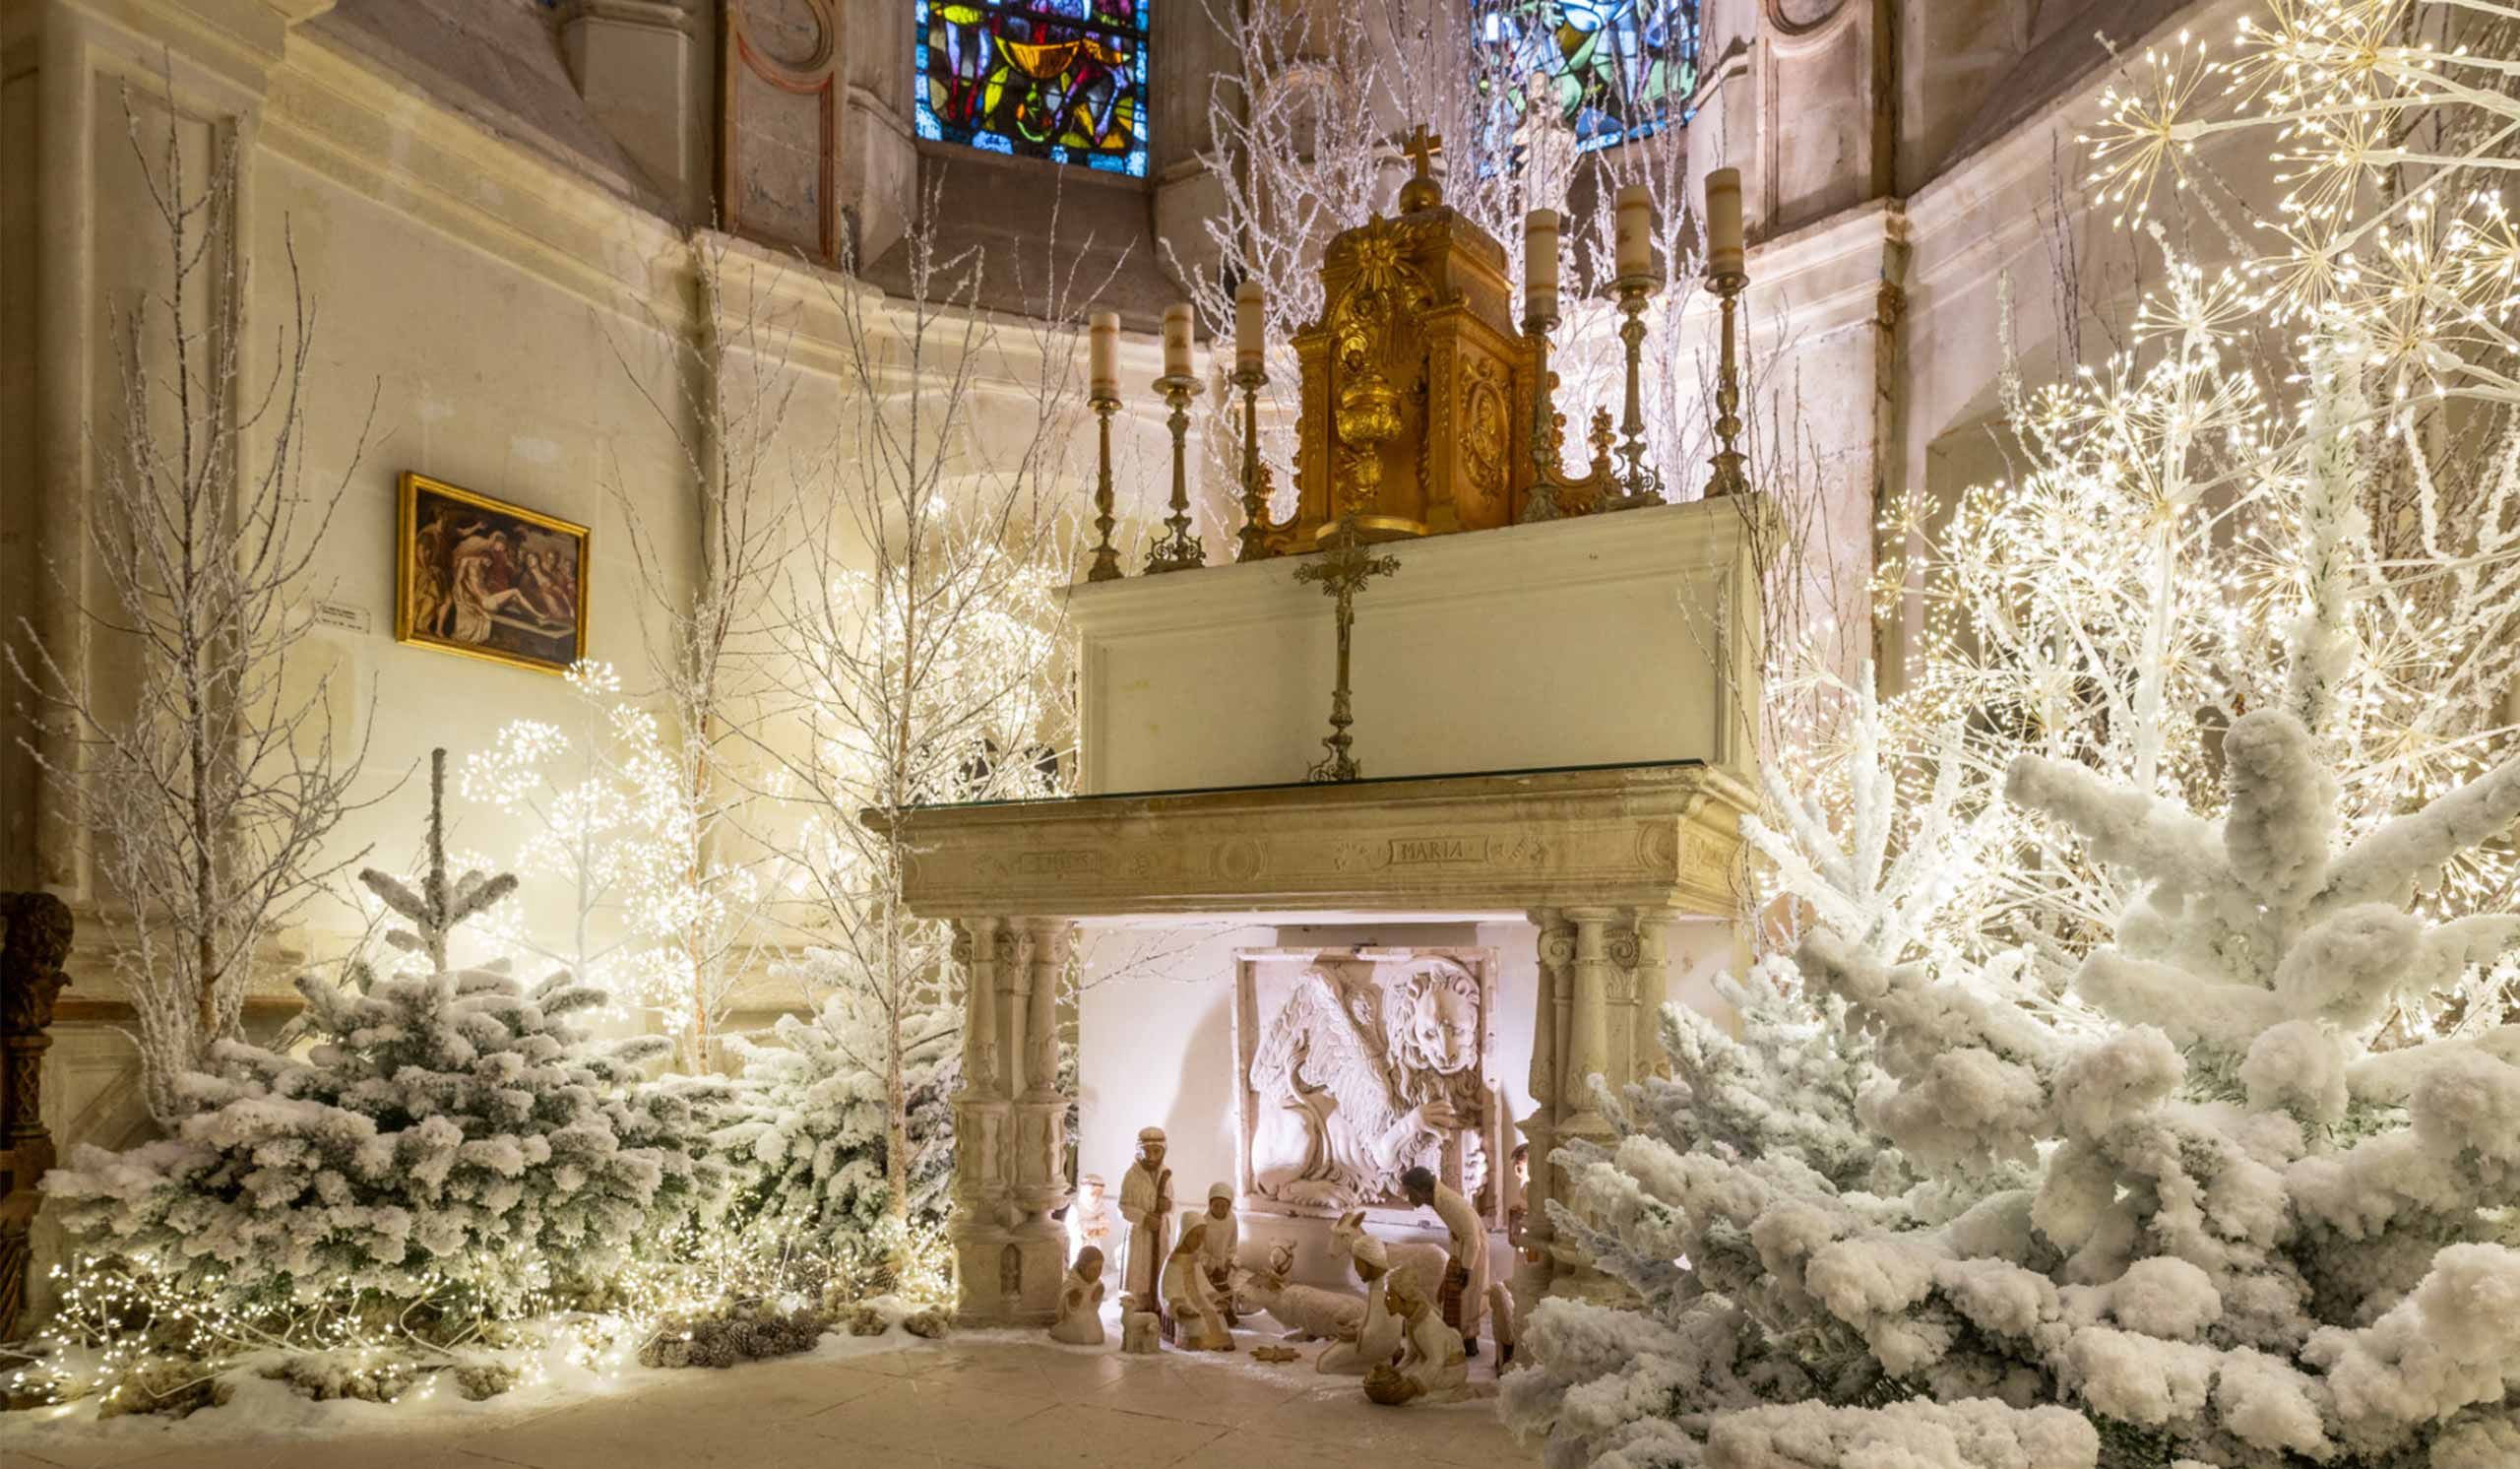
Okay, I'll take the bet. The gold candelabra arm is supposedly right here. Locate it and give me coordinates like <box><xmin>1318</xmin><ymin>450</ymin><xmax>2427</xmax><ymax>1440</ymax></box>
<box><xmin>1145</xmin><ymin>373</ymin><xmax>1206</xmax><ymax>574</ymax></box>
<box><xmin>1231</xmin><ymin>364</ymin><xmax>1273</xmax><ymax>562</ymax></box>
<box><xmin>1520</xmin><ymin>313</ymin><xmax>1568</xmax><ymax>523</ymax></box>
<box><xmin>1587</xmin><ymin>409</ymin><xmax>1616</xmax><ymax>479</ymax></box>
<box><xmin>1603</xmin><ymin>274</ymin><xmax>1666</xmax><ymax>511</ymax></box>
<box><xmin>1705</xmin><ymin>269</ymin><xmax>1749</xmax><ymax>499</ymax></box>
<box><xmin>1087</xmin><ymin>392</ymin><xmax>1123</xmax><ymax>582</ymax></box>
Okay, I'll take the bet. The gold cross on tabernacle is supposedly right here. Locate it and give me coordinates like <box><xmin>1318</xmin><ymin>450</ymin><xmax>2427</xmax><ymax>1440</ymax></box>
<box><xmin>1401</xmin><ymin>126</ymin><xmax>1443</xmax><ymax>179</ymax></box>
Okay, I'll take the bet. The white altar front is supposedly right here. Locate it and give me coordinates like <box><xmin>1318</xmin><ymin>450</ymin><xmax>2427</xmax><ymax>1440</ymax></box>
<box><xmin>883</xmin><ymin>495</ymin><xmax>1768</xmax><ymax>1324</ymax></box>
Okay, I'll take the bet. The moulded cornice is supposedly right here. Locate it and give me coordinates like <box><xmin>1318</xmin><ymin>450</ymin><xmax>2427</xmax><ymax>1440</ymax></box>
<box><xmin>1676</xmin><ymin>199</ymin><xmax>1905</xmax><ymax>338</ymax></box>
<box><xmin>550</xmin><ymin>0</ymin><xmax>698</xmax><ymax>34</ymax></box>
<box><xmin>1903</xmin><ymin>0</ymin><xmax>2249</xmax><ymax>296</ymax></box>
<box><xmin>1067</xmin><ymin>494</ymin><xmax>1770</xmax><ymax>638</ymax></box>
<box><xmin>263</xmin><ymin>32</ymin><xmax>687</xmax><ymax>317</ymax></box>
<box><xmin>874</xmin><ymin>759</ymin><xmax>1757</xmax><ymax>921</ymax></box>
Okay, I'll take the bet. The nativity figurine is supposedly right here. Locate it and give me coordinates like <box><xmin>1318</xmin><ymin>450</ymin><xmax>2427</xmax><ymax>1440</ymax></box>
<box><xmin>1120</xmin><ymin>1298</ymin><xmax>1162</xmax><ymax>1354</ymax></box>
<box><xmin>1402</xmin><ymin>1164</ymin><xmax>1490</xmax><ymax>1357</ymax></box>
<box><xmin>1163</xmin><ymin>1217</ymin><xmax>1235</xmax><ymax>1351</ymax></box>
<box><xmin>1234</xmin><ymin>1239</ymin><xmax>1365</xmax><ymax>1341</ymax></box>
<box><xmin>1196</xmin><ymin>1182</ymin><xmax>1239</xmax><ymax>1326</ymax></box>
<box><xmin>1361</xmin><ymin>1269</ymin><xmax>1470</xmax><ymax>1405</ymax></box>
<box><xmin>1313</xmin><ymin>1234</ymin><xmax>1404</xmax><ymax>1375</ymax></box>
<box><xmin>1065</xmin><ymin>1172</ymin><xmax>1113</xmax><ymax>1265</ymax></box>
<box><xmin>1049</xmin><ymin>1245</ymin><xmax>1106</xmax><ymax>1346</ymax></box>
<box><xmin>1119</xmin><ymin>1127</ymin><xmax>1174</xmax><ymax>1328</ymax></box>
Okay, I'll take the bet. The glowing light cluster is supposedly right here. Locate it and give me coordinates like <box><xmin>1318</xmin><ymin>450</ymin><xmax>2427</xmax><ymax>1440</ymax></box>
<box><xmin>460</xmin><ymin>660</ymin><xmax>768</xmax><ymax>1042</ymax></box>
<box><xmin>1830</xmin><ymin>0</ymin><xmax>2520</xmax><ymax>1040</ymax></box>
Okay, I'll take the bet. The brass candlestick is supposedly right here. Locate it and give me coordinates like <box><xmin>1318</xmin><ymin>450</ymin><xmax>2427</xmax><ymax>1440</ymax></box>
<box><xmin>1604</xmin><ymin>275</ymin><xmax>1665</xmax><ymax>510</ymax></box>
<box><xmin>1231</xmin><ymin>363</ymin><xmax>1270</xmax><ymax>562</ymax></box>
<box><xmin>1296</xmin><ymin>518</ymin><xmax>1399</xmax><ymax>783</ymax></box>
<box><xmin>1145</xmin><ymin>372</ymin><xmax>1205</xmax><ymax>573</ymax></box>
<box><xmin>1520</xmin><ymin>311</ymin><xmax>1568</xmax><ymax>523</ymax></box>
<box><xmin>1705</xmin><ymin>268</ymin><xmax>1748</xmax><ymax>498</ymax></box>
<box><xmin>1087</xmin><ymin>389</ymin><xmax>1122</xmax><ymax>581</ymax></box>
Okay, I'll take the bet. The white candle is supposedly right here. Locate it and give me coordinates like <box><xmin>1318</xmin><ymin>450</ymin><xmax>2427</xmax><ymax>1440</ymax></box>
<box><xmin>1163</xmin><ymin>302</ymin><xmax>1194</xmax><ymax>379</ymax></box>
<box><xmin>1234</xmin><ymin>279</ymin><xmax>1265</xmax><ymax>372</ymax></box>
<box><xmin>1705</xmin><ymin>167</ymin><xmax>1744</xmax><ymax>278</ymax></box>
<box><xmin>1090</xmin><ymin>311</ymin><xmax>1119</xmax><ymax>398</ymax></box>
<box><xmin>1614</xmin><ymin>183</ymin><xmax>1654</xmax><ymax>281</ymax></box>
<box><xmin>1523</xmin><ymin>209</ymin><xmax>1559</xmax><ymax>323</ymax></box>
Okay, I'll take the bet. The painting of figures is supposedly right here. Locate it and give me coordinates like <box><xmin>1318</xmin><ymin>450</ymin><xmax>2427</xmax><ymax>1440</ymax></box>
<box><xmin>395</xmin><ymin>473</ymin><xmax>589</xmax><ymax>673</ymax></box>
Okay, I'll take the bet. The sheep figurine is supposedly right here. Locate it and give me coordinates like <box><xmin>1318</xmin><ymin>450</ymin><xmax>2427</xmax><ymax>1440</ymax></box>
<box><xmin>1330</xmin><ymin>1210</ymin><xmax>1447</xmax><ymax>1304</ymax></box>
<box><xmin>1233</xmin><ymin>1241</ymin><xmax>1367</xmax><ymax>1341</ymax></box>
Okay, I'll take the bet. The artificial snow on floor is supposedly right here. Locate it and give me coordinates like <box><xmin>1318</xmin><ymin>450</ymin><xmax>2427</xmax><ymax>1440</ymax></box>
<box><xmin>0</xmin><ymin>1311</ymin><xmax>1521</xmax><ymax>1469</ymax></box>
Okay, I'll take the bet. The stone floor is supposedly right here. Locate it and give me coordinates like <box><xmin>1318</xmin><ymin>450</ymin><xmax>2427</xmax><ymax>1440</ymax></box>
<box><xmin>1</xmin><ymin>1331</ymin><xmax>1528</xmax><ymax>1469</ymax></box>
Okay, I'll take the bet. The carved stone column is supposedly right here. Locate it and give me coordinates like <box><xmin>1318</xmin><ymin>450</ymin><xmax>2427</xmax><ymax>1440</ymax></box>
<box><xmin>948</xmin><ymin>917</ymin><xmax>1012</xmax><ymax>1323</ymax></box>
<box><xmin>1560</xmin><ymin>907</ymin><xmax>1619</xmax><ymax>1134</ymax></box>
<box><xmin>1620</xmin><ymin>909</ymin><xmax>1677</xmax><ymax>1081</ymax></box>
<box><xmin>1518</xmin><ymin>908</ymin><xmax>1575</xmax><ymax>1300</ymax></box>
<box><xmin>1005</xmin><ymin>919</ymin><xmax>1073</xmax><ymax>1322</ymax></box>
<box><xmin>995</xmin><ymin>923</ymin><xmax>1030</xmax><ymax>1101</ymax></box>
<box><xmin>1546</xmin><ymin>907</ymin><xmax>1624</xmax><ymax>1300</ymax></box>
<box><xmin>951</xmin><ymin>915</ymin><xmax>1073</xmax><ymax>1327</ymax></box>
<box><xmin>959</xmin><ymin>918</ymin><xmax>1000</xmax><ymax>1099</ymax></box>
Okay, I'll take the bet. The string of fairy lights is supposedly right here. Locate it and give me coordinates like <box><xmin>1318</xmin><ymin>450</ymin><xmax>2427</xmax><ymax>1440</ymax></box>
<box><xmin>5</xmin><ymin>1220</ymin><xmax>955</xmax><ymax>1413</ymax></box>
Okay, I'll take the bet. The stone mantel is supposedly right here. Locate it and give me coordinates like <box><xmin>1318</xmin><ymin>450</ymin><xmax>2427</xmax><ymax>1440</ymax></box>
<box><xmin>873</xmin><ymin>759</ymin><xmax>1755</xmax><ymax>922</ymax></box>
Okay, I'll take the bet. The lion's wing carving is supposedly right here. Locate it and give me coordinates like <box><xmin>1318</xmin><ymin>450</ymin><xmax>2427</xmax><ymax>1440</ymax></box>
<box><xmin>1247</xmin><ymin>968</ymin><xmax>1413</xmax><ymax>1205</ymax></box>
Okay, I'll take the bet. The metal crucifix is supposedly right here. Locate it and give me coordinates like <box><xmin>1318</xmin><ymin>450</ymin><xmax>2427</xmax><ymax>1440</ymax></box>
<box><xmin>1295</xmin><ymin>520</ymin><xmax>1399</xmax><ymax>783</ymax></box>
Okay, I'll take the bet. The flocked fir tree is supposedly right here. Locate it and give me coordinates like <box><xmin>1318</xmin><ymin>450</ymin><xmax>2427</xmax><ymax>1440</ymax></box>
<box><xmin>713</xmin><ymin>946</ymin><xmax>962</xmax><ymax>1242</ymax></box>
<box><xmin>41</xmin><ymin>751</ymin><xmax>730</xmax><ymax>1324</ymax></box>
<box><xmin>1506</xmin><ymin>680</ymin><xmax>2520</xmax><ymax>1465</ymax></box>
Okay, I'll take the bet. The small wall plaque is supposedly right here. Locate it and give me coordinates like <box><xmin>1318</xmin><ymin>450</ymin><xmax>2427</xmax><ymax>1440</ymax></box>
<box><xmin>312</xmin><ymin>600</ymin><xmax>370</xmax><ymax>636</ymax></box>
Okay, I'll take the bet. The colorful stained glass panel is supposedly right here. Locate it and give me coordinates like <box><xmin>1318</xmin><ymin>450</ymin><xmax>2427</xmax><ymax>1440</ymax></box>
<box><xmin>1475</xmin><ymin>0</ymin><xmax>1699</xmax><ymax>153</ymax></box>
<box><xmin>915</xmin><ymin>0</ymin><xmax>1150</xmax><ymax>177</ymax></box>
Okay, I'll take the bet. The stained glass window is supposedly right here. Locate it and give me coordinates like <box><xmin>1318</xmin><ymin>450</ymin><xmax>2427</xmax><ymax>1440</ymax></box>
<box><xmin>915</xmin><ymin>0</ymin><xmax>1150</xmax><ymax>177</ymax></box>
<box><xmin>1475</xmin><ymin>0</ymin><xmax>1699</xmax><ymax>153</ymax></box>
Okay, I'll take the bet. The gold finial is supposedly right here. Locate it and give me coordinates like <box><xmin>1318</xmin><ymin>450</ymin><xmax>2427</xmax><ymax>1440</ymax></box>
<box><xmin>1398</xmin><ymin>125</ymin><xmax>1443</xmax><ymax>212</ymax></box>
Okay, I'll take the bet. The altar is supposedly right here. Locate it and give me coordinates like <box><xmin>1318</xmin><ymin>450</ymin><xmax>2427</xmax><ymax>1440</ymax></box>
<box><xmin>876</xmin><ymin>143</ymin><xmax>1768</xmax><ymax>1326</ymax></box>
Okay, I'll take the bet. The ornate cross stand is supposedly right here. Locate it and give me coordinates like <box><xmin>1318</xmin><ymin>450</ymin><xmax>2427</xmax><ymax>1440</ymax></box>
<box><xmin>1295</xmin><ymin>519</ymin><xmax>1399</xmax><ymax>783</ymax></box>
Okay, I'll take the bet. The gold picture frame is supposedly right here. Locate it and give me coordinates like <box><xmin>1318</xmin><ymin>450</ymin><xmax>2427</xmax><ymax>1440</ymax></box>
<box><xmin>395</xmin><ymin>472</ymin><xmax>591</xmax><ymax>675</ymax></box>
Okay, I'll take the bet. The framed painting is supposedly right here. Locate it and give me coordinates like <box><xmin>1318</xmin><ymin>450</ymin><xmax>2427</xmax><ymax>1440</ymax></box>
<box><xmin>395</xmin><ymin>473</ymin><xmax>590</xmax><ymax>674</ymax></box>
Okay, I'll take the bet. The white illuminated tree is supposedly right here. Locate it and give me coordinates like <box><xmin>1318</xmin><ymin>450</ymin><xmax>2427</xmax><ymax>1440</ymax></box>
<box><xmin>1510</xmin><ymin>9</ymin><xmax>2520</xmax><ymax>1465</ymax></box>
<box><xmin>744</xmin><ymin>190</ymin><xmax>1093</xmax><ymax>1223</ymax></box>
<box><xmin>1861</xmin><ymin>0</ymin><xmax>2520</xmax><ymax>1027</ymax></box>
<box><xmin>604</xmin><ymin>232</ymin><xmax>800</xmax><ymax>1069</ymax></box>
<box><xmin>5</xmin><ymin>91</ymin><xmax>378</xmax><ymax>1121</ymax></box>
<box><xmin>460</xmin><ymin>660</ymin><xmax>733</xmax><ymax>1035</ymax></box>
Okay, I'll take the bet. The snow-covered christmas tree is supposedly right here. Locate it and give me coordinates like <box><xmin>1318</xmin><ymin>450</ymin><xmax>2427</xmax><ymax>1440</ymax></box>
<box><xmin>712</xmin><ymin>946</ymin><xmax>961</xmax><ymax>1242</ymax></box>
<box><xmin>1505</xmin><ymin>680</ymin><xmax>2520</xmax><ymax>1467</ymax></box>
<box><xmin>42</xmin><ymin>751</ymin><xmax>730</xmax><ymax>1322</ymax></box>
